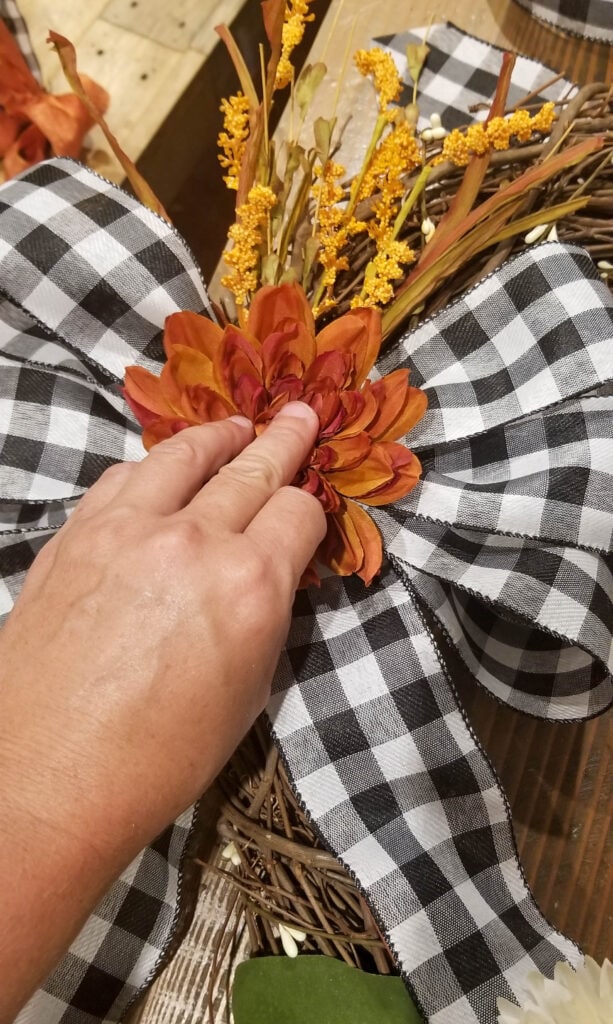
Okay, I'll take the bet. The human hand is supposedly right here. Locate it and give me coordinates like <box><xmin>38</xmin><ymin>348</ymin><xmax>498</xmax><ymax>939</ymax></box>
<box><xmin>0</xmin><ymin>400</ymin><xmax>325</xmax><ymax>858</ymax></box>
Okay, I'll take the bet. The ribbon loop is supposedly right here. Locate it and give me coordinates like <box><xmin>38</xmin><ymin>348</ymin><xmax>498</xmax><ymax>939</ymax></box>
<box><xmin>0</xmin><ymin>160</ymin><xmax>611</xmax><ymax>1024</ymax></box>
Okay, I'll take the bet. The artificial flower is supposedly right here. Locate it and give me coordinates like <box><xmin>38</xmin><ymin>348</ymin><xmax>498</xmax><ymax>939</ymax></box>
<box><xmin>0</xmin><ymin>21</ymin><xmax>108</xmax><ymax>179</ymax></box>
<box><xmin>497</xmin><ymin>957</ymin><xmax>613</xmax><ymax>1024</ymax></box>
<box><xmin>277</xmin><ymin>922</ymin><xmax>307</xmax><ymax>958</ymax></box>
<box><xmin>124</xmin><ymin>282</ymin><xmax>427</xmax><ymax>585</ymax></box>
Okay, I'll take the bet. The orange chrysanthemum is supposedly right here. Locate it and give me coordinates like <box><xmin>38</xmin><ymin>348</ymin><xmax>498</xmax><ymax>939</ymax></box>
<box><xmin>0</xmin><ymin>22</ymin><xmax>108</xmax><ymax>179</ymax></box>
<box><xmin>124</xmin><ymin>283</ymin><xmax>427</xmax><ymax>585</ymax></box>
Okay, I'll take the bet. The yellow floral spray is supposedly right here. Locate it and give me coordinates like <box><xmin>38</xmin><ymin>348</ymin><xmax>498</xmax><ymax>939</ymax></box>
<box><xmin>217</xmin><ymin>92</ymin><xmax>251</xmax><ymax>190</ymax></box>
<box><xmin>221</xmin><ymin>184</ymin><xmax>277</xmax><ymax>315</ymax></box>
<box><xmin>439</xmin><ymin>102</ymin><xmax>556</xmax><ymax>166</ymax></box>
<box><xmin>275</xmin><ymin>0</ymin><xmax>315</xmax><ymax>91</ymax></box>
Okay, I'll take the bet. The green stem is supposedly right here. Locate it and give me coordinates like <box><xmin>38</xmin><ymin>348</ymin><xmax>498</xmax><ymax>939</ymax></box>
<box><xmin>392</xmin><ymin>163</ymin><xmax>432</xmax><ymax>239</ymax></box>
<box><xmin>345</xmin><ymin>112</ymin><xmax>388</xmax><ymax>221</ymax></box>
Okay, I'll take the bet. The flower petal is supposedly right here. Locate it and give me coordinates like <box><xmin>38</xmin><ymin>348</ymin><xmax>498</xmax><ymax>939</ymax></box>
<box><xmin>319</xmin><ymin>433</ymin><xmax>372</xmax><ymax>472</ymax></box>
<box><xmin>163</xmin><ymin>310</ymin><xmax>224</xmax><ymax>361</ymax></box>
<box><xmin>369</xmin><ymin>373</ymin><xmax>428</xmax><ymax>441</ymax></box>
<box><xmin>218</xmin><ymin>325</ymin><xmax>263</xmax><ymax>406</ymax></box>
<box><xmin>358</xmin><ymin>443</ymin><xmax>422</xmax><ymax>505</ymax></box>
<box><xmin>318</xmin><ymin>499</ymin><xmax>382</xmax><ymax>585</ymax></box>
<box><xmin>326</xmin><ymin>444</ymin><xmax>395</xmax><ymax>497</ymax></box>
<box><xmin>142</xmin><ymin>417</ymin><xmax>191</xmax><ymax>450</ymax></box>
<box><xmin>260</xmin><ymin>321</ymin><xmax>316</xmax><ymax>386</ymax></box>
<box><xmin>316</xmin><ymin>307</ymin><xmax>381</xmax><ymax>388</ymax></box>
<box><xmin>247</xmin><ymin>281</ymin><xmax>315</xmax><ymax>341</ymax></box>
<box><xmin>124</xmin><ymin>364</ymin><xmax>175</xmax><ymax>418</ymax></box>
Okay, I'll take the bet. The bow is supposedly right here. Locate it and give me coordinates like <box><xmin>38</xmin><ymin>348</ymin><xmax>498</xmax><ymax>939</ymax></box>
<box><xmin>1</xmin><ymin>160</ymin><xmax>611</xmax><ymax>1024</ymax></box>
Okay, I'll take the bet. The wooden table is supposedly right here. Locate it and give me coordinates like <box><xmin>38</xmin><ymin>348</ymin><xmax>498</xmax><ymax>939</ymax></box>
<box><xmin>132</xmin><ymin>3</ymin><xmax>611</xmax><ymax>1022</ymax></box>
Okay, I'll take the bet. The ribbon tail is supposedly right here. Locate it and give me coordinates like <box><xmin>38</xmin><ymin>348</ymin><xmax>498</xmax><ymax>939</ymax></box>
<box><xmin>269</xmin><ymin>564</ymin><xmax>581</xmax><ymax>1024</ymax></box>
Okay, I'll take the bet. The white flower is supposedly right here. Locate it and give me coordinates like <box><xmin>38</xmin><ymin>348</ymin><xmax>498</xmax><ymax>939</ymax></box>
<box><xmin>497</xmin><ymin>957</ymin><xmax>613</xmax><ymax>1024</ymax></box>
<box><xmin>421</xmin><ymin>112</ymin><xmax>447</xmax><ymax>142</ymax></box>
<box><xmin>220</xmin><ymin>840</ymin><xmax>241</xmax><ymax>867</ymax></box>
<box><xmin>277</xmin><ymin>922</ymin><xmax>307</xmax><ymax>958</ymax></box>
<box><xmin>524</xmin><ymin>223</ymin><xmax>550</xmax><ymax>244</ymax></box>
<box><xmin>421</xmin><ymin>216</ymin><xmax>436</xmax><ymax>243</ymax></box>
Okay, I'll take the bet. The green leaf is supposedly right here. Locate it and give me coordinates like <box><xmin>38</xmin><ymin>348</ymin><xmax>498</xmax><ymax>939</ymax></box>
<box><xmin>406</xmin><ymin>42</ymin><xmax>430</xmax><ymax>85</ymax></box>
<box><xmin>313</xmin><ymin>116</ymin><xmax>336</xmax><ymax>165</ymax></box>
<box><xmin>295</xmin><ymin>62</ymin><xmax>327</xmax><ymax>119</ymax></box>
<box><xmin>232</xmin><ymin>955</ymin><xmax>423</xmax><ymax>1024</ymax></box>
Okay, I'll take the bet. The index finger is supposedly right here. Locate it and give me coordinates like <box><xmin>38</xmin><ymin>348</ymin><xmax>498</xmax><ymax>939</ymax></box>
<box><xmin>186</xmin><ymin>402</ymin><xmax>320</xmax><ymax>532</ymax></box>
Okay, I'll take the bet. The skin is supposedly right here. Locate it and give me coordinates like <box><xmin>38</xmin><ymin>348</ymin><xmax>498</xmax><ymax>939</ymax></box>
<box><xmin>0</xmin><ymin>401</ymin><xmax>326</xmax><ymax>1023</ymax></box>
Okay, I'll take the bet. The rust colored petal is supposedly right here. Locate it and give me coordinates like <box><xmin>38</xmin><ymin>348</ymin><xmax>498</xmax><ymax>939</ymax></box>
<box><xmin>260</xmin><ymin>321</ymin><xmax>316</xmax><ymax>387</ymax></box>
<box><xmin>163</xmin><ymin>310</ymin><xmax>224</xmax><ymax>361</ymax></box>
<box><xmin>232</xmin><ymin>373</ymin><xmax>268</xmax><ymax>421</ymax></box>
<box><xmin>319</xmin><ymin>433</ymin><xmax>371</xmax><ymax>473</ymax></box>
<box><xmin>318</xmin><ymin>499</ymin><xmax>383</xmax><ymax>585</ymax></box>
<box><xmin>218</xmin><ymin>325</ymin><xmax>263</xmax><ymax>403</ymax></box>
<box><xmin>0</xmin><ymin>110</ymin><xmax>23</xmax><ymax>155</ymax></box>
<box><xmin>19</xmin><ymin>89</ymin><xmax>105</xmax><ymax>159</ymax></box>
<box><xmin>334</xmin><ymin>388</ymin><xmax>379</xmax><ymax>439</ymax></box>
<box><xmin>185</xmin><ymin>384</ymin><xmax>236</xmax><ymax>422</ymax></box>
<box><xmin>124</xmin><ymin>364</ymin><xmax>176</xmax><ymax>419</ymax></box>
<box><xmin>142</xmin><ymin>417</ymin><xmax>191</xmax><ymax>450</ymax></box>
<box><xmin>326</xmin><ymin>444</ymin><xmax>395</xmax><ymax>498</ymax></box>
<box><xmin>303</xmin><ymin>349</ymin><xmax>352</xmax><ymax>391</ymax></box>
<box><xmin>0</xmin><ymin>21</ymin><xmax>40</xmax><ymax>105</ymax></box>
<box><xmin>358</xmin><ymin>443</ymin><xmax>422</xmax><ymax>505</ymax></box>
<box><xmin>168</xmin><ymin>346</ymin><xmax>220</xmax><ymax>394</ymax></box>
<box><xmin>247</xmin><ymin>281</ymin><xmax>315</xmax><ymax>342</ymax></box>
<box><xmin>369</xmin><ymin>374</ymin><xmax>428</xmax><ymax>442</ymax></box>
<box><xmin>316</xmin><ymin>307</ymin><xmax>382</xmax><ymax>388</ymax></box>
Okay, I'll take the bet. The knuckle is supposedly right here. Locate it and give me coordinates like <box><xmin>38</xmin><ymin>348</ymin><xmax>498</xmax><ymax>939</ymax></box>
<box><xmin>218</xmin><ymin>450</ymin><xmax>282</xmax><ymax>498</ymax></box>
<box><xmin>148</xmin><ymin>517</ymin><xmax>205</xmax><ymax>564</ymax></box>
<box><xmin>99</xmin><ymin>461</ymin><xmax>133</xmax><ymax>485</ymax></box>
<box><xmin>86</xmin><ymin>506</ymin><xmax>134</xmax><ymax>551</ymax></box>
<box><xmin>151</xmin><ymin>432</ymin><xmax>200</xmax><ymax>467</ymax></box>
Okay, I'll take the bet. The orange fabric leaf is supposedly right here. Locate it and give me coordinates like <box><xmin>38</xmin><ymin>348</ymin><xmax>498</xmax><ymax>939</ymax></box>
<box><xmin>320</xmin><ymin>499</ymin><xmax>383</xmax><ymax>585</ymax></box>
<box><xmin>316</xmin><ymin>307</ymin><xmax>381</xmax><ymax>388</ymax></box>
<box><xmin>326</xmin><ymin>444</ymin><xmax>394</xmax><ymax>497</ymax></box>
<box><xmin>163</xmin><ymin>310</ymin><xmax>224</xmax><ymax>361</ymax></box>
<box><xmin>124</xmin><ymin>364</ymin><xmax>176</xmax><ymax>418</ymax></box>
<box><xmin>358</xmin><ymin>444</ymin><xmax>422</xmax><ymax>505</ymax></box>
<box><xmin>248</xmin><ymin>281</ymin><xmax>315</xmax><ymax>341</ymax></box>
<box><xmin>368</xmin><ymin>372</ymin><xmax>428</xmax><ymax>441</ymax></box>
<box><xmin>261</xmin><ymin>321</ymin><xmax>316</xmax><ymax>386</ymax></box>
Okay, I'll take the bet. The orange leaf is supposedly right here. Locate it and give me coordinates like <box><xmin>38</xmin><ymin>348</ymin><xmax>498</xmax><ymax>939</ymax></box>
<box><xmin>320</xmin><ymin>500</ymin><xmax>383</xmax><ymax>585</ymax></box>
<box><xmin>327</xmin><ymin>445</ymin><xmax>395</xmax><ymax>497</ymax></box>
<box><xmin>358</xmin><ymin>444</ymin><xmax>422</xmax><ymax>505</ymax></box>
<box><xmin>48</xmin><ymin>31</ymin><xmax>168</xmax><ymax>222</ymax></box>
<box><xmin>368</xmin><ymin>374</ymin><xmax>428</xmax><ymax>442</ymax></box>
<box><xmin>248</xmin><ymin>281</ymin><xmax>316</xmax><ymax>340</ymax></box>
<box><xmin>163</xmin><ymin>311</ymin><xmax>224</xmax><ymax>361</ymax></box>
<box><xmin>316</xmin><ymin>307</ymin><xmax>382</xmax><ymax>388</ymax></box>
<box><xmin>124</xmin><ymin>364</ymin><xmax>175</xmax><ymax>418</ymax></box>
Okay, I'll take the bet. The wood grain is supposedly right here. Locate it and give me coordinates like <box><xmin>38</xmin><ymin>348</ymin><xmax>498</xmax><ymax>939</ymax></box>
<box><xmin>18</xmin><ymin>0</ymin><xmax>245</xmax><ymax>183</ymax></box>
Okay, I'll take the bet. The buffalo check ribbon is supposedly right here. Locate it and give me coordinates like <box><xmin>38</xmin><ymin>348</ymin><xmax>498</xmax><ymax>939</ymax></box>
<box><xmin>0</xmin><ymin>160</ymin><xmax>611</xmax><ymax>1024</ymax></box>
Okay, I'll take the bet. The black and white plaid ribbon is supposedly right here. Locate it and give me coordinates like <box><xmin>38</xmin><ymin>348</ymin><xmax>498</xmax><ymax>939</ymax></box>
<box><xmin>513</xmin><ymin>0</ymin><xmax>613</xmax><ymax>44</ymax></box>
<box><xmin>0</xmin><ymin>158</ymin><xmax>611</xmax><ymax>1024</ymax></box>
<box><xmin>375</xmin><ymin>22</ymin><xmax>574</xmax><ymax>132</ymax></box>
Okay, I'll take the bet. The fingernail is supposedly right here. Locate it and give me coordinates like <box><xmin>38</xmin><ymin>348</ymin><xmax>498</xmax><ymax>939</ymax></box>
<box><xmin>275</xmin><ymin>401</ymin><xmax>319</xmax><ymax>424</ymax></box>
<box><xmin>227</xmin><ymin>415</ymin><xmax>254</xmax><ymax>429</ymax></box>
